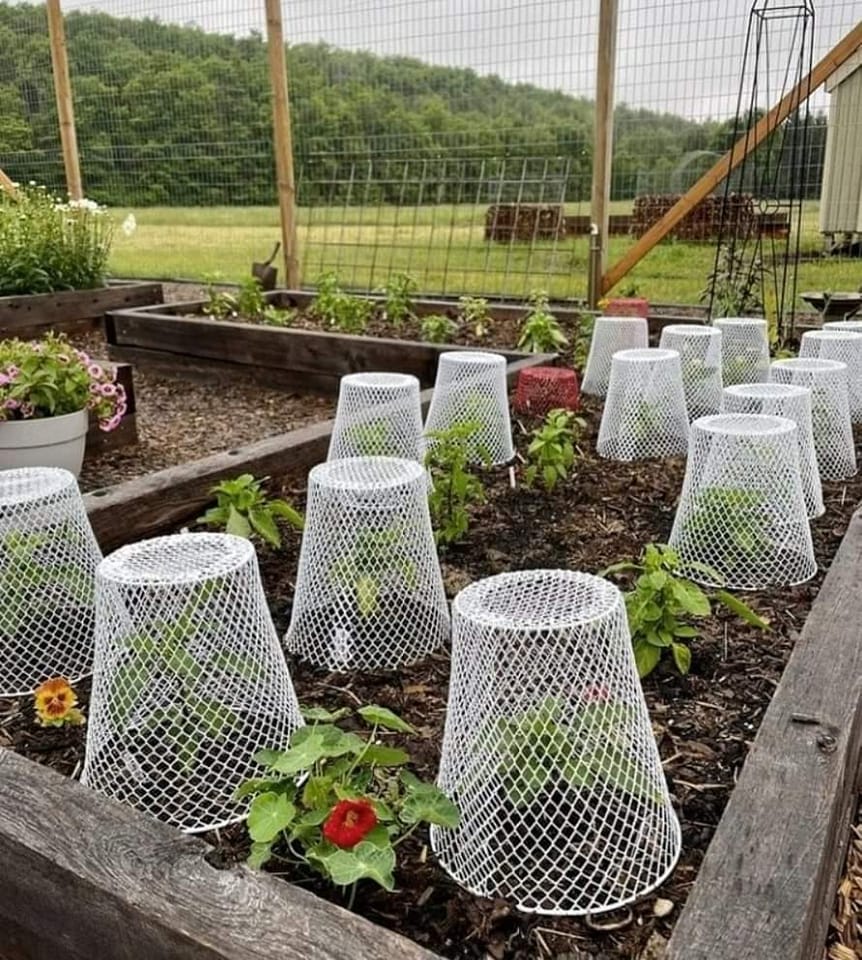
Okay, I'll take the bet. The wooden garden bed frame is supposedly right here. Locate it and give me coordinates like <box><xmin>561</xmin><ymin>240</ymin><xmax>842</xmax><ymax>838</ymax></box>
<box><xmin>2</xmin><ymin>509</ymin><xmax>860</xmax><ymax>958</ymax></box>
<box><xmin>0</xmin><ymin>280</ymin><xmax>163</xmax><ymax>339</ymax></box>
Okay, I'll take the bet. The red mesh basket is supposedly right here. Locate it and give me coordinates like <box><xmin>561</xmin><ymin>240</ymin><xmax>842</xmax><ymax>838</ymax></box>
<box><xmin>604</xmin><ymin>298</ymin><xmax>649</xmax><ymax>318</ymax></box>
<box><xmin>514</xmin><ymin>366</ymin><xmax>580</xmax><ymax>416</ymax></box>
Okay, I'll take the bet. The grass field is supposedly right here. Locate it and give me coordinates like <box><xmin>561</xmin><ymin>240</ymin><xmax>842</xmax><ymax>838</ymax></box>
<box><xmin>108</xmin><ymin>201</ymin><xmax>861</xmax><ymax>305</ymax></box>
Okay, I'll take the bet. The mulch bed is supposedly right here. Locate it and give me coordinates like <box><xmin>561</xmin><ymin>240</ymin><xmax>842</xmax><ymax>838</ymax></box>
<box><xmin>825</xmin><ymin>800</ymin><xmax>862</xmax><ymax>960</ymax></box>
<box><xmin>3</xmin><ymin>396</ymin><xmax>861</xmax><ymax>959</ymax></box>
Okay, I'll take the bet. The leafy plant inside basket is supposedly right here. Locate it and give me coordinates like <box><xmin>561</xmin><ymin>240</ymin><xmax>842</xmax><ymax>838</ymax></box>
<box><xmin>238</xmin><ymin>703</ymin><xmax>459</xmax><ymax>900</ymax></box>
<box><xmin>681</xmin><ymin>487</ymin><xmax>775</xmax><ymax>575</ymax></box>
<box><xmin>346</xmin><ymin>419</ymin><xmax>392</xmax><ymax>456</ymax></box>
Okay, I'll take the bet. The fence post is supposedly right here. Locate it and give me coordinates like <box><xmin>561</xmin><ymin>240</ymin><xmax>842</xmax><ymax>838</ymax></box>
<box><xmin>265</xmin><ymin>0</ymin><xmax>301</xmax><ymax>289</ymax></box>
<box><xmin>0</xmin><ymin>168</ymin><xmax>19</xmax><ymax>197</ymax></box>
<box><xmin>588</xmin><ymin>0</ymin><xmax>619</xmax><ymax>308</ymax></box>
<box><xmin>46</xmin><ymin>0</ymin><xmax>83</xmax><ymax>201</ymax></box>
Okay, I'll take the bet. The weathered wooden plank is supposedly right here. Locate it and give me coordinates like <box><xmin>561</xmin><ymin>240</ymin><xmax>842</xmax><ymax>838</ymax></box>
<box><xmin>84</xmin><ymin>354</ymin><xmax>546</xmax><ymax>550</ymax></box>
<box><xmin>0</xmin><ymin>283</ymin><xmax>163</xmax><ymax>337</ymax></box>
<box><xmin>0</xmin><ymin>750</ymin><xmax>441</xmax><ymax>960</ymax></box>
<box><xmin>667</xmin><ymin>508</ymin><xmax>862</xmax><ymax>960</ymax></box>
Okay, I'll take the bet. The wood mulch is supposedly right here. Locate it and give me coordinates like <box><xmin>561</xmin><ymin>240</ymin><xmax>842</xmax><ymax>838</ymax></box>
<box><xmin>6</xmin><ymin>396</ymin><xmax>861</xmax><ymax>959</ymax></box>
<box><xmin>826</xmin><ymin>801</ymin><xmax>862</xmax><ymax>960</ymax></box>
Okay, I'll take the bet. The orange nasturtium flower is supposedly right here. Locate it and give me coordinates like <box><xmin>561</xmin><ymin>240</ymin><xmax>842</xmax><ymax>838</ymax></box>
<box><xmin>33</xmin><ymin>677</ymin><xmax>85</xmax><ymax>728</ymax></box>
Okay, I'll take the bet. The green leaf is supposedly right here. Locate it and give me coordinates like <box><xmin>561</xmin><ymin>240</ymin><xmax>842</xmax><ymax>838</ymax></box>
<box><xmin>249</xmin><ymin>507</ymin><xmax>281</xmax><ymax>548</ymax></box>
<box><xmin>247</xmin><ymin>792</ymin><xmax>297</xmax><ymax>843</ymax></box>
<box><xmin>247</xmin><ymin>840</ymin><xmax>274</xmax><ymax>870</ymax></box>
<box><xmin>672</xmin><ymin>581</ymin><xmax>712</xmax><ymax>617</ymax></box>
<box><xmin>185</xmin><ymin>696</ymin><xmax>239</xmax><ymax>739</ymax></box>
<box><xmin>225</xmin><ymin>504</ymin><xmax>252</xmax><ymax>539</ymax></box>
<box><xmin>559</xmin><ymin>755</ymin><xmax>600</xmax><ymax>792</ymax></box>
<box><xmin>313</xmin><ymin>840</ymin><xmax>396</xmax><ymax>891</ymax></box>
<box><xmin>634</xmin><ymin>639</ymin><xmax>662</xmax><ymax>678</ymax></box>
<box><xmin>355</xmin><ymin>744</ymin><xmax>410</xmax><ymax>766</ymax></box>
<box><xmin>357</xmin><ymin>705</ymin><xmax>415</xmax><ymax>733</ymax></box>
<box><xmin>300</xmin><ymin>705</ymin><xmax>351</xmax><ymax>723</ymax></box>
<box><xmin>262</xmin><ymin>726</ymin><xmax>364</xmax><ymax>774</ymax></box>
<box><xmin>269</xmin><ymin>500</ymin><xmax>305</xmax><ymax>530</ymax></box>
<box><xmin>400</xmin><ymin>783</ymin><xmax>460</xmax><ymax>828</ymax></box>
<box><xmin>232</xmin><ymin>777</ymin><xmax>290</xmax><ymax>801</ymax></box>
<box><xmin>211</xmin><ymin>651</ymin><xmax>264</xmax><ymax>682</ymax></box>
<box><xmin>671</xmin><ymin>641</ymin><xmax>692</xmax><ymax>674</ymax></box>
<box><xmin>302</xmin><ymin>775</ymin><xmax>335</xmax><ymax>809</ymax></box>
<box><xmin>109</xmin><ymin>660</ymin><xmax>150</xmax><ymax>727</ymax></box>
<box><xmin>595</xmin><ymin>743</ymin><xmax>662</xmax><ymax>804</ymax></box>
<box><xmin>355</xmin><ymin>575</ymin><xmax>379</xmax><ymax>618</ymax></box>
<box><xmin>713</xmin><ymin>589</ymin><xmax>769</xmax><ymax>628</ymax></box>
<box><xmin>502</xmin><ymin>756</ymin><xmax>552</xmax><ymax>808</ymax></box>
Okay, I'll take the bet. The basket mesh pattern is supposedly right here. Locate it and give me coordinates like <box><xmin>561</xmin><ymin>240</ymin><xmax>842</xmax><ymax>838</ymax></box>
<box><xmin>513</xmin><ymin>366</ymin><xmax>580</xmax><ymax>416</ymax></box>
<box><xmin>597</xmin><ymin>349</ymin><xmax>689</xmax><ymax>461</ymax></box>
<box><xmin>285</xmin><ymin>457</ymin><xmax>450</xmax><ymax>670</ymax></box>
<box><xmin>581</xmin><ymin>316</ymin><xmax>648</xmax><ymax>397</ymax></box>
<box><xmin>722</xmin><ymin>383</ymin><xmax>824</xmax><ymax>519</ymax></box>
<box><xmin>668</xmin><ymin>414</ymin><xmax>816</xmax><ymax>590</ymax></box>
<box><xmin>328</xmin><ymin>372</ymin><xmax>425</xmax><ymax>464</ymax></box>
<box><xmin>81</xmin><ymin>533</ymin><xmax>303</xmax><ymax>833</ymax></box>
<box><xmin>659</xmin><ymin>324</ymin><xmax>723</xmax><ymax>420</ymax></box>
<box><xmin>769</xmin><ymin>358</ymin><xmax>857</xmax><ymax>482</ymax></box>
<box><xmin>424</xmin><ymin>351</ymin><xmax>514</xmax><ymax>465</ymax></box>
<box><xmin>431</xmin><ymin>570</ymin><xmax>680</xmax><ymax>916</ymax></box>
<box><xmin>0</xmin><ymin>467</ymin><xmax>102</xmax><ymax>697</ymax></box>
<box><xmin>713</xmin><ymin>318</ymin><xmax>770</xmax><ymax>386</ymax></box>
<box><xmin>799</xmin><ymin>330</ymin><xmax>862</xmax><ymax>423</ymax></box>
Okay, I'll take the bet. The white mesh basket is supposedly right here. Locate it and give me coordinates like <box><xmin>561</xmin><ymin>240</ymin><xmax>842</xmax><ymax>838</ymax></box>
<box><xmin>722</xmin><ymin>383</ymin><xmax>824</xmax><ymax>519</ymax></box>
<box><xmin>328</xmin><ymin>372</ymin><xmax>425</xmax><ymax>464</ymax></box>
<box><xmin>799</xmin><ymin>329</ymin><xmax>862</xmax><ymax>423</ymax></box>
<box><xmin>423</xmin><ymin>351</ymin><xmax>514</xmax><ymax>465</ymax></box>
<box><xmin>81</xmin><ymin>533</ymin><xmax>303</xmax><ymax>833</ymax></box>
<box><xmin>769</xmin><ymin>358</ymin><xmax>857</xmax><ymax>482</ymax></box>
<box><xmin>596</xmin><ymin>348</ymin><xmax>689</xmax><ymax>461</ymax></box>
<box><xmin>713</xmin><ymin>317</ymin><xmax>770</xmax><ymax>386</ymax></box>
<box><xmin>0</xmin><ymin>467</ymin><xmax>102</xmax><ymax>697</ymax></box>
<box><xmin>431</xmin><ymin>569</ymin><xmax>680</xmax><ymax>916</ymax></box>
<box><xmin>285</xmin><ymin>457</ymin><xmax>450</xmax><ymax>670</ymax></box>
<box><xmin>659</xmin><ymin>324</ymin><xmax>723</xmax><ymax>420</ymax></box>
<box><xmin>667</xmin><ymin>414</ymin><xmax>816</xmax><ymax>590</ymax></box>
<box><xmin>581</xmin><ymin>316</ymin><xmax>649</xmax><ymax>397</ymax></box>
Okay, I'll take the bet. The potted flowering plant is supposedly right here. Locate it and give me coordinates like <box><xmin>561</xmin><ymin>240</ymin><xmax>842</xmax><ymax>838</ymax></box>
<box><xmin>0</xmin><ymin>332</ymin><xmax>127</xmax><ymax>475</ymax></box>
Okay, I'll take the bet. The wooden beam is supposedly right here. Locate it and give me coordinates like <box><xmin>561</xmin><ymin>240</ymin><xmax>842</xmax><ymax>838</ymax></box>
<box><xmin>0</xmin><ymin>167</ymin><xmax>18</xmax><ymax>198</ymax></box>
<box><xmin>0</xmin><ymin>750</ymin><xmax>441</xmax><ymax>960</ymax></box>
<box><xmin>667</xmin><ymin>507</ymin><xmax>862</xmax><ymax>960</ymax></box>
<box><xmin>588</xmin><ymin>0</ymin><xmax>619</xmax><ymax>307</ymax></box>
<box><xmin>601</xmin><ymin>20</ymin><xmax>862</xmax><ymax>294</ymax></box>
<box><xmin>45</xmin><ymin>0</ymin><xmax>83</xmax><ymax>201</ymax></box>
<box><xmin>265</xmin><ymin>0</ymin><xmax>300</xmax><ymax>288</ymax></box>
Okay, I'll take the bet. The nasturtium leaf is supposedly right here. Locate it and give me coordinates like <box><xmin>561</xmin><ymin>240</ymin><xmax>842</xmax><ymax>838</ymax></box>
<box><xmin>358</xmin><ymin>704</ymin><xmax>415</xmax><ymax>733</ymax></box>
<box><xmin>316</xmin><ymin>840</ymin><xmax>396</xmax><ymax>891</ymax></box>
<box><xmin>246</xmin><ymin>840</ymin><xmax>274</xmax><ymax>870</ymax></box>
<box><xmin>247</xmin><ymin>792</ymin><xmax>297</xmax><ymax>843</ymax></box>
<box><xmin>232</xmin><ymin>777</ymin><xmax>288</xmax><ymax>801</ymax></box>
<box><xmin>302</xmin><ymin>775</ymin><xmax>335</xmax><ymax>809</ymax></box>
<box><xmin>300</xmin><ymin>705</ymin><xmax>351</xmax><ymax>723</ymax></box>
<box><xmin>400</xmin><ymin>784</ymin><xmax>460</xmax><ymax>828</ymax></box>
<box><xmin>355</xmin><ymin>744</ymin><xmax>410</xmax><ymax>766</ymax></box>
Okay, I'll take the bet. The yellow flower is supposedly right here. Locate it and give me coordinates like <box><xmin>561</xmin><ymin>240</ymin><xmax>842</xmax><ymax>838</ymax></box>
<box><xmin>34</xmin><ymin>677</ymin><xmax>84</xmax><ymax>728</ymax></box>
<box><xmin>597</xmin><ymin>297</ymin><xmax>610</xmax><ymax>311</ymax></box>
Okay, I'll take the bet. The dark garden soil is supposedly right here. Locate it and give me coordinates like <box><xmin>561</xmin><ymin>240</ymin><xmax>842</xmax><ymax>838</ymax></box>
<box><xmin>5</xmin><ymin>395</ymin><xmax>861</xmax><ymax>959</ymax></box>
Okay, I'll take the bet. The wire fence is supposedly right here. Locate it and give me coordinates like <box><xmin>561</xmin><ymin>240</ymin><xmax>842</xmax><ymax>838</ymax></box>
<box><xmin>0</xmin><ymin>0</ymin><xmax>859</xmax><ymax>303</ymax></box>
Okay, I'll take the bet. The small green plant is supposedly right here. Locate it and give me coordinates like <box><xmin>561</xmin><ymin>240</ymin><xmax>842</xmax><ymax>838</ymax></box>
<box><xmin>489</xmin><ymin>695</ymin><xmax>661</xmax><ymax>808</ymax></box>
<box><xmin>524</xmin><ymin>408</ymin><xmax>586</xmax><ymax>492</ymax></box>
<box><xmin>573</xmin><ymin>313</ymin><xmax>594</xmax><ymax>370</ymax></box>
<box><xmin>311</xmin><ymin>272</ymin><xmax>372</xmax><ymax>334</ymax></box>
<box><xmin>347</xmin><ymin>419</ymin><xmax>391</xmax><ymax>456</ymax></box>
<box><xmin>330</xmin><ymin>524</ymin><xmax>418</xmax><ymax>618</ymax></box>
<box><xmin>202</xmin><ymin>272</ymin><xmax>239</xmax><ymax>320</ymax></box>
<box><xmin>631</xmin><ymin>400</ymin><xmax>662</xmax><ymax>439</ymax></box>
<box><xmin>425</xmin><ymin>422</ymin><xmax>488</xmax><ymax>546</ymax></box>
<box><xmin>459</xmin><ymin>296</ymin><xmax>491</xmax><ymax>337</ymax></box>
<box><xmin>236</xmin><ymin>275</ymin><xmax>268</xmax><ymax>318</ymax></box>
<box><xmin>239</xmin><ymin>703</ymin><xmax>459</xmax><ymax>899</ymax></box>
<box><xmin>682</xmin><ymin>487</ymin><xmax>773</xmax><ymax>574</ymax></box>
<box><xmin>518</xmin><ymin>290</ymin><xmax>568</xmax><ymax>353</ymax></box>
<box><xmin>377</xmin><ymin>272</ymin><xmax>417</xmax><ymax>328</ymax></box>
<box><xmin>261</xmin><ymin>304</ymin><xmax>295</xmax><ymax>327</ymax></box>
<box><xmin>702</xmin><ymin>246</ymin><xmax>766</xmax><ymax>317</ymax></box>
<box><xmin>602</xmin><ymin>543</ymin><xmax>767</xmax><ymax>678</ymax></box>
<box><xmin>420</xmin><ymin>314</ymin><xmax>457</xmax><ymax>344</ymax></box>
<box><xmin>198</xmin><ymin>474</ymin><xmax>304</xmax><ymax>549</ymax></box>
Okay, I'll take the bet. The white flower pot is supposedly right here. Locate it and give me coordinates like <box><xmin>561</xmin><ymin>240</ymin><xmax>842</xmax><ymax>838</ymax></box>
<box><xmin>0</xmin><ymin>409</ymin><xmax>89</xmax><ymax>476</ymax></box>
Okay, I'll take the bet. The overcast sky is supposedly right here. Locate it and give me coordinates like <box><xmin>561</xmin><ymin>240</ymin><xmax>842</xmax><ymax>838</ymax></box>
<box><xmin>61</xmin><ymin>0</ymin><xmax>857</xmax><ymax>118</ymax></box>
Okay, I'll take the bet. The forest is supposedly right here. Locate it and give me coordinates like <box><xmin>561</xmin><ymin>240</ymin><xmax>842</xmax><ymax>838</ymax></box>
<box><xmin>0</xmin><ymin>1</ymin><xmax>827</xmax><ymax>207</ymax></box>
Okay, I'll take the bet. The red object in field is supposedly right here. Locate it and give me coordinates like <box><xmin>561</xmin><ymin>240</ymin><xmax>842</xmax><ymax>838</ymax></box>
<box><xmin>604</xmin><ymin>297</ymin><xmax>649</xmax><ymax>318</ymax></box>
<box><xmin>514</xmin><ymin>366</ymin><xmax>580</xmax><ymax>416</ymax></box>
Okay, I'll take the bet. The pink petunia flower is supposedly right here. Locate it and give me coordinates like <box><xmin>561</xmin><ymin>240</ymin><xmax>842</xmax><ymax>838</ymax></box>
<box><xmin>87</xmin><ymin>363</ymin><xmax>104</xmax><ymax>379</ymax></box>
<box><xmin>3</xmin><ymin>398</ymin><xmax>19</xmax><ymax>410</ymax></box>
<box><xmin>98</xmin><ymin>382</ymin><xmax>117</xmax><ymax>397</ymax></box>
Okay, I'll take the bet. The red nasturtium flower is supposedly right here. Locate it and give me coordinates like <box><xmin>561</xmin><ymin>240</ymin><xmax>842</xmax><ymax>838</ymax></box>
<box><xmin>33</xmin><ymin>677</ymin><xmax>84</xmax><ymax>728</ymax></box>
<box><xmin>322</xmin><ymin>798</ymin><xmax>378</xmax><ymax>849</ymax></box>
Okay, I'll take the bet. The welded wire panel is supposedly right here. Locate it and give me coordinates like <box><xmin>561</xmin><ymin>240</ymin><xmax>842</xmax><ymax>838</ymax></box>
<box><xmin>431</xmin><ymin>569</ymin><xmax>680</xmax><ymax>916</ymax></box>
<box><xmin>81</xmin><ymin>533</ymin><xmax>303</xmax><ymax>834</ymax></box>
<box><xmin>597</xmin><ymin>348</ymin><xmax>689</xmax><ymax>461</ymax></box>
<box><xmin>713</xmin><ymin>318</ymin><xmax>770</xmax><ymax>386</ymax></box>
<box><xmin>424</xmin><ymin>351</ymin><xmax>514</xmax><ymax>465</ymax></box>
<box><xmin>581</xmin><ymin>317</ymin><xmax>648</xmax><ymax>397</ymax></box>
<box><xmin>659</xmin><ymin>324</ymin><xmax>723</xmax><ymax>420</ymax></box>
<box><xmin>285</xmin><ymin>456</ymin><xmax>449</xmax><ymax>671</ymax></box>
<box><xmin>799</xmin><ymin>329</ymin><xmax>862</xmax><ymax>423</ymax></box>
<box><xmin>0</xmin><ymin>468</ymin><xmax>102</xmax><ymax>697</ymax></box>
<box><xmin>328</xmin><ymin>372</ymin><xmax>425</xmax><ymax>464</ymax></box>
<box><xmin>668</xmin><ymin>414</ymin><xmax>816</xmax><ymax>590</ymax></box>
<box><xmin>769</xmin><ymin>357</ymin><xmax>857</xmax><ymax>481</ymax></box>
<box><xmin>722</xmin><ymin>382</ymin><xmax>824</xmax><ymax>519</ymax></box>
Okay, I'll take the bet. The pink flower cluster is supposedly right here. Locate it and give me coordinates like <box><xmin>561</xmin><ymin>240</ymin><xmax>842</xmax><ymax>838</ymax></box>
<box><xmin>74</xmin><ymin>347</ymin><xmax>128</xmax><ymax>431</ymax></box>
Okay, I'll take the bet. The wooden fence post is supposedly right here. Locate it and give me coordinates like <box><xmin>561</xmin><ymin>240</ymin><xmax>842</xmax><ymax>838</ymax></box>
<box><xmin>46</xmin><ymin>0</ymin><xmax>83</xmax><ymax>201</ymax></box>
<box><xmin>265</xmin><ymin>0</ymin><xmax>301</xmax><ymax>289</ymax></box>
<box><xmin>0</xmin><ymin>167</ymin><xmax>19</xmax><ymax>198</ymax></box>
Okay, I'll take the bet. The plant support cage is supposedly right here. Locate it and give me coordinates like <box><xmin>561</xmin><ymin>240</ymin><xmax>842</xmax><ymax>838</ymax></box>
<box><xmin>581</xmin><ymin>317</ymin><xmax>648</xmax><ymax>397</ymax></box>
<box><xmin>659</xmin><ymin>324</ymin><xmax>724</xmax><ymax>420</ymax></box>
<box><xmin>713</xmin><ymin>317</ymin><xmax>770</xmax><ymax>386</ymax></box>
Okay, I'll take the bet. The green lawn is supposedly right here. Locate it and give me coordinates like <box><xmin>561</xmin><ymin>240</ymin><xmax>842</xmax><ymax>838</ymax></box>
<box><xmin>108</xmin><ymin>201</ymin><xmax>861</xmax><ymax>305</ymax></box>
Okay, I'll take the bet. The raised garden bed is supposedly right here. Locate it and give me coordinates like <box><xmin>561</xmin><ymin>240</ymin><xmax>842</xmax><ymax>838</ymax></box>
<box><xmin>0</xmin><ymin>281</ymin><xmax>164</xmax><ymax>339</ymax></box>
<box><xmin>4</xmin><ymin>386</ymin><xmax>862</xmax><ymax>958</ymax></box>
